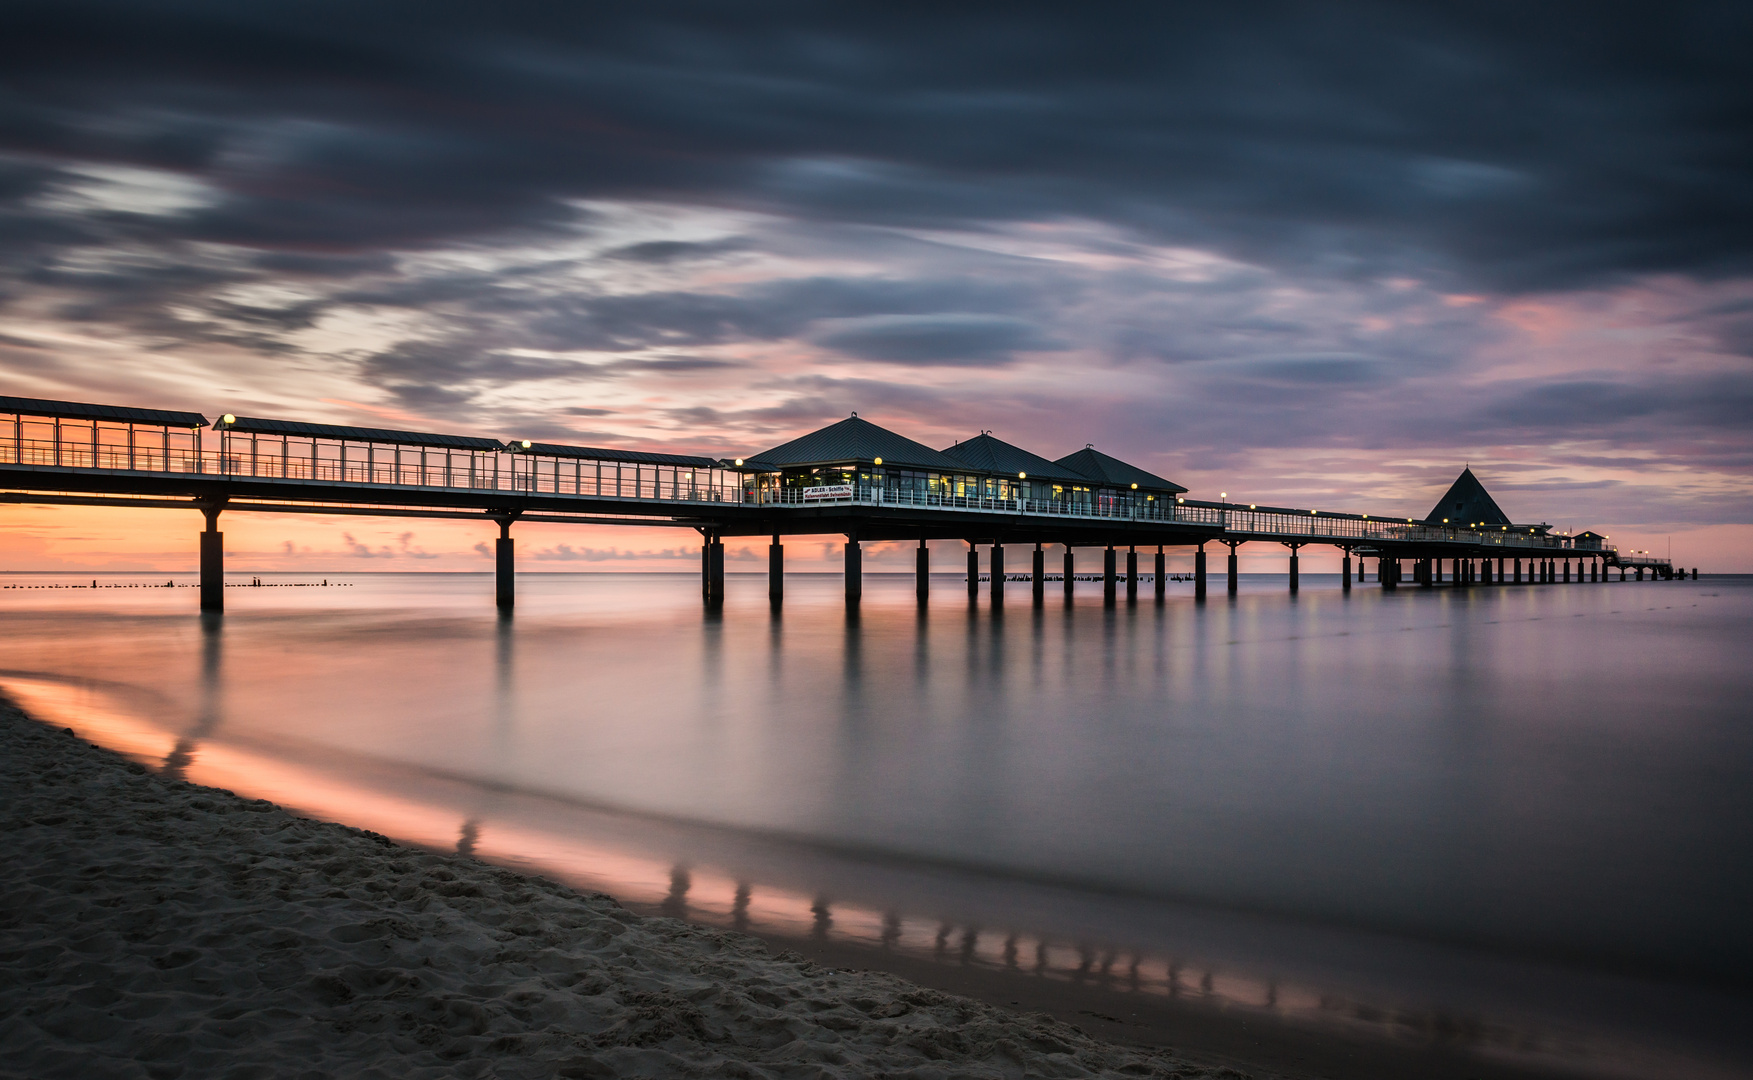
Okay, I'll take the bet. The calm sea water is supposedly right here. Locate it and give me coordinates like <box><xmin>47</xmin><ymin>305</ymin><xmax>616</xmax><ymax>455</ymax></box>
<box><xmin>3</xmin><ymin>570</ymin><xmax>1749</xmax><ymax>1077</ymax></box>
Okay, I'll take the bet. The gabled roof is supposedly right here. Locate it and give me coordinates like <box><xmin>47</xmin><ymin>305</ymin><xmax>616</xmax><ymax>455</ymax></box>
<box><xmin>940</xmin><ymin>433</ymin><xmax>1091</xmax><ymax>483</ymax></box>
<box><xmin>512</xmin><ymin>442</ymin><xmax>720</xmax><ymax>469</ymax></box>
<box><xmin>0</xmin><ymin>395</ymin><xmax>208</xmax><ymax>428</ymax></box>
<box><xmin>1424</xmin><ymin>467</ymin><xmax>1511</xmax><ymax>526</ymax></box>
<box><xmin>742</xmin><ymin>415</ymin><xmax>965</xmax><ymax>472</ymax></box>
<box><xmin>1054</xmin><ymin>446</ymin><xmax>1187</xmax><ymax>494</ymax></box>
<box><xmin>214</xmin><ymin>416</ymin><xmax>502</xmax><ymax>452</ymax></box>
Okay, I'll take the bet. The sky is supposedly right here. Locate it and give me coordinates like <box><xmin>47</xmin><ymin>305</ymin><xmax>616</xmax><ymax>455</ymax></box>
<box><xmin>2</xmin><ymin>1</ymin><xmax>1750</xmax><ymax>572</ymax></box>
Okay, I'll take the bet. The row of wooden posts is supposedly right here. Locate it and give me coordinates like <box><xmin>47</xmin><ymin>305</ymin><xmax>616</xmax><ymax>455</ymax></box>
<box><xmin>693</xmin><ymin>538</ymin><xmax>1697</xmax><ymax>609</ymax></box>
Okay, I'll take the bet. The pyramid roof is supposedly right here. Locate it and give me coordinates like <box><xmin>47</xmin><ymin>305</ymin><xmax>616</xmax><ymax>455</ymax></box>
<box><xmin>1054</xmin><ymin>446</ymin><xmax>1187</xmax><ymax>494</ymax></box>
<box><xmin>940</xmin><ymin>433</ymin><xmax>1091</xmax><ymax>483</ymax></box>
<box><xmin>1424</xmin><ymin>467</ymin><xmax>1512</xmax><ymax>526</ymax></box>
<box><xmin>743</xmin><ymin>415</ymin><xmax>964</xmax><ymax>472</ymax></box>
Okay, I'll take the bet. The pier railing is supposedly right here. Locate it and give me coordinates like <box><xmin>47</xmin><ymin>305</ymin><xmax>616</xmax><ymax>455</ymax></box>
<box><xmin>1197</xmin><ymin>503</ymin><xmax>1582</xmax><ymax>552</ymax></box>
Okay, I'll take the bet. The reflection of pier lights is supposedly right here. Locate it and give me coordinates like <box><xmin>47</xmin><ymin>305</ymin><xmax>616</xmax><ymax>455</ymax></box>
<box><xmin>732</xmin><ymin>883</ymin><xmax>751</xmax><ymax>932</ymax></box>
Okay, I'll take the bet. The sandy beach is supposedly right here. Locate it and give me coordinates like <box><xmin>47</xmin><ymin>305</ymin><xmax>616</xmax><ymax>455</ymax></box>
<box><xmin>0</xmin><ymin>697</ymin><xmax>1254</xmax><ymax>1080</ymax></box>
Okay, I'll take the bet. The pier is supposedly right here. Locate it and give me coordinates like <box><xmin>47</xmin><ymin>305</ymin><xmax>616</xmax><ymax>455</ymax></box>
<box><xmin>0</xmin><ymin>396</ymin><xmax>1692</xmax><ymax>612</ymax></box>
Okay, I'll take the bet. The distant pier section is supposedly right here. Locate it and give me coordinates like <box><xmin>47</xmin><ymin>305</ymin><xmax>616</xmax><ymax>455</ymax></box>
<box><xmin>0</xmin><ymin>396</ymin><xmax>1693</xmax><ymax>612</ymax></box>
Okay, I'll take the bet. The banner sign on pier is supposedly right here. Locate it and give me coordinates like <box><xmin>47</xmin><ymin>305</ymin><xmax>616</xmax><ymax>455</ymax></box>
<box><xmin>802</xmin><ymin>484</ymin><xmax>854</xmax><ymax>500</ymax></box>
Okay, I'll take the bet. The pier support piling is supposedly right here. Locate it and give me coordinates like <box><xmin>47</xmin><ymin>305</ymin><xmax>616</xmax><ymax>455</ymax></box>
<box><xmin>703</xmin><ymin>533</ymin><xmax>724</xmax><ymax>607</ymax></box>
<box><xmin>916</xmin><ymin>539</ymin><xmax>930</xmax><ymax>602</ymax></box>
<box><xmin>990</xmin><ymin>543</ymin><xmax>1004</xmax><ymax>603</ymax></box>
<box><xmin>769</xmin><ymin>535</ymin><xmax>783</xmax><ymax>605</ymax></box>
<box><xmin>1126</xmin><ymin>547</ymin><xmax>1138</xmax><ymax>602</ymax></box>
<box><xmin>1033</xmin><ymin>544</ymin><xmax>1045</xmax><ymax>603</ymax></box>
<box><xmin>1103</xmin><ymin>546</ymin><xmax>1117</xmax><ymax>604</ymax></box>
<box><xmin>1064</xmin><ymin>548</ymin><xmax>1074</xmax><ymax>598</ymax></box>
<box><xmin>1225</xmin><ymin>541</ymin><xmax>1240</xmax><ymax>595</ymax></box>
<box><xmin>199</xmin><ymin>502</ymin><xmax>225</xmax><ymax>613</ymax></box>
<box><xmin>1194</xmin><ymin>545</ymin><xmax>1207</xmax><ymax>600</ymax></box>
<box><xmin>492</xmin><ymin>512</ymin><xmax>520</xmax><ymax>611</ymax></box>
<box><xmin>1341</xmin><ymin>550</ymin><xmax>1352</xmax><ymax>593</ymax></box>
<box><xmin>1563</xmin><ymin>559</ymin><xmax>1571</xmax><ymax>583</ymax></box>
<box><xmin>967</xmin><ymin>543</ymin><xmax>979</xmax><ymax>598</ymax></box>
<box><xmin>845</xmin><ymin>537</ymin><xmax>861</xmax><ymax>603</ymax></box>
<box><xmin>1286</xmin><ymin>544</ymin><xmax>1301</xmax><ymax>593</ymax></box>
<box><xmin>1156</xmin><ymin>547</ymin><xmax>1168</xmax><ymax>600</ymax></box>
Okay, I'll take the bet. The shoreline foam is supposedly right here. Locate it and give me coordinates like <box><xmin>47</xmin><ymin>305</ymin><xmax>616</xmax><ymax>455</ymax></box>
<box><xmin>0</xmin><ymin>697</ymin><xmax>1249</xmax><ymax>1079</ymax></box>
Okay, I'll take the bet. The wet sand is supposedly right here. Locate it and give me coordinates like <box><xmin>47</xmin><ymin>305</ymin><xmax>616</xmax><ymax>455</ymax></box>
<box><xmin>0</xmin><ymin>697</ymin><xmax>1258</xmax><ymax>1080</ymax></box>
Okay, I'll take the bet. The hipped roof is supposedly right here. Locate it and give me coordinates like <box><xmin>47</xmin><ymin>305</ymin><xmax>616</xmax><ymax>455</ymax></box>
<box><xmin>0</xmin><ymin>395</ymin><xmax>208</xmax><ymax>428</ymax></box>
<box><xmin>1424</xmin><ymin>468</ymin><xmax>1511</xmax><ymax>526</ymax></box>
<box><xmin>940</xmin><ymin>433</ymin><xmax>1091</xmax><ymax>483</ymax></box>
<box><xmin>1054</xmin><ymin>446</ymin><xmax>1187</xmax><ymax>494</ymax></box>
<box><xmin>743</xmin><ymin>415</ymin><xmax>964</xmax><ymax>472</ymax></box>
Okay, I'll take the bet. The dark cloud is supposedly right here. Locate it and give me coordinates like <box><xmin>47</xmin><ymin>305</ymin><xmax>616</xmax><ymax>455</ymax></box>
<box><xmin>512</xmin><ymin>275</ymin><xmax>1050</xmax><ymax>353</ymax></box>
<box><xmin>0</xmin><ymin>1</ymin><xmax>1747</xmax><ymax>535</ymax></box>
<box><xmin>812</xmin><ymin>313</ymin><xmax>1059</xmax><ymax>365</ymax></box>
<box><xmin>602</xmin><ymin>238</ymin><xmax>753</xmax><ymax>264</ymax></box>
<box><xmin>0</xmin><ymin>2</ymin><xmax>1744</xmax><ymax>288</ymax></box>
<box><xmin>251</xmin><ymin>251</ymin><xmax>397</xmax><ymax>277</ymax></box>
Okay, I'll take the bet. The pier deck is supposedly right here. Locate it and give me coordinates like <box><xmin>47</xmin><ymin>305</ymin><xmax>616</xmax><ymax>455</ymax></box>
<box><xmin>1</xmin><ymin>396</ymin><xmax>1687</xmax><ymax>611</ymax></box>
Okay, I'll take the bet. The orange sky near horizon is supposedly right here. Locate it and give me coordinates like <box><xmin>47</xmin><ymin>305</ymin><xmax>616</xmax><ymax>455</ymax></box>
<box><xmin>3</xmin><ymin>502</ymin><xmax>1743</xmax><ymax>575</ymax></box>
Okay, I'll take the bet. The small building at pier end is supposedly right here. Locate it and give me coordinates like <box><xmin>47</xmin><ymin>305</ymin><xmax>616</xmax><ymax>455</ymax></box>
<box><xmin>1424</xmin><ymin>466</ymin><xmax>1513</xmax><ymax>528</ymax></box>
